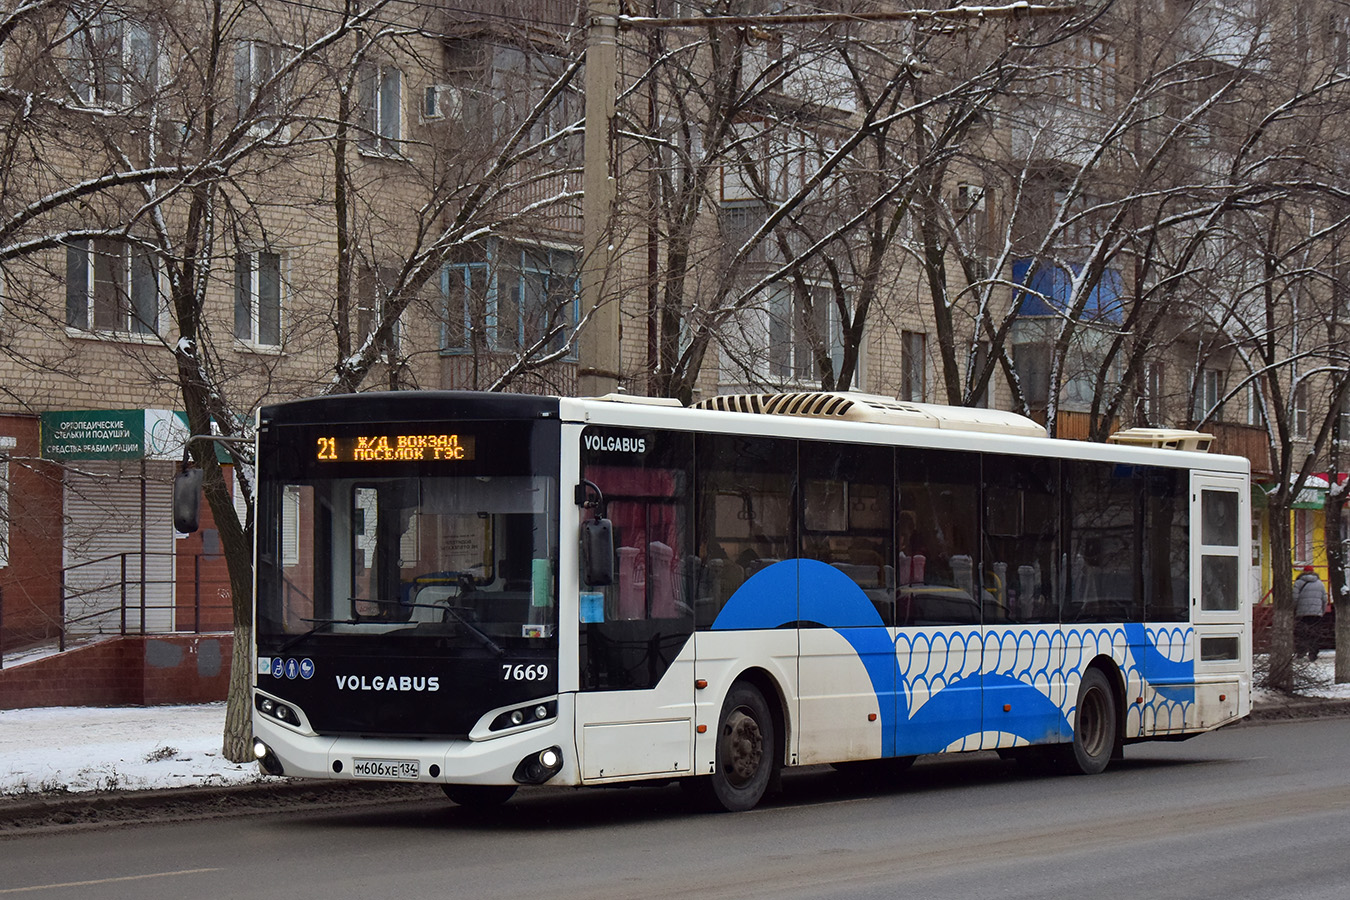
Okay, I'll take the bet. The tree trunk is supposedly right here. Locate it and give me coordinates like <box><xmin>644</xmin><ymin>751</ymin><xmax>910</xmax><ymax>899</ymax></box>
<box><xmin>223</xmin><ymin>620</ymin><xmax>254</xmax><ymax>761</ymax></box>
<box><xmin>1266</xmin><ymin>502</ymin><xmax>1295</xmax><ymax>692</ymax></box>
<box><xmin>1329</xmin><ymin>488</ymin><xmax>1348</xmax><ymax>683</ymax></box>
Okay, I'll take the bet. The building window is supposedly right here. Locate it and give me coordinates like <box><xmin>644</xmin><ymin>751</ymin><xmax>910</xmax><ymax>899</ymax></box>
<box><xmin>66</xmin><ymin>12</ymin><xmax>158</xmax><ymax>108</ymax></box>
<box><xmin>234</xmin><ymin>41</ymin><xmax>288</xmax><ymax>129</ymax></box>
<box><xmin>768</xmin><ymin>282</ymin><xmax>849</xmax><ymax>385</ymax></box>
<box><xmin>65</xmin><ymin>239</ymin><xmax>159</xmax><ymax>334</ymax></box>
<box><xmin>1294</xmin><ymin>382</ymin><xmax>1310</xmax><ymax>438</ymax></box>
<box><xmin>955</xmin><ymin>184</ymin><xmax>987</xmax><ymax>268</ymax></box>
<box><xmin>1193</xmin><ymin>367</ymin><xmax>1221</xmax><ymax>423</ymax></box>
<box><xmin>1146</xmin><ymin>362</ymin><xmax>1164</xmax><ymax>425</ymax></box>
<box><xmin>1294</xmin><ymin>509</ymin><xmax>1313</xmax><ymax>565</ymax></box>
<box><xmin>972</xmin><ymin>340</ymin><xmax>991</xmax><ymax>408</ymax></box>
<box><xmin>357</xmin><ymin>263</ymin><xmax>401</xmax><ymax>355</ymax></box>
<box><xmin>902</xmin><ymin>330</ymin><xmax>926</xmax><ymax>402</ymax></box>
<box><xmin>1245</xmin><ymin>383</ymin><xmax>1263</xmax><ymax>427</ymax></box>
<box><xmin>1053</xmin><ymin>35</ymin><xmax>1116</xmax><ymax>111</ymax></box>
<box><xmin>443</xmin><ymin>243</ymin><xmax>578</xmax><ymax>357</ymax></box>
<box><xmin>1334</xmin><ymin>15</ymin><xmax>1350</xmax><ymax>73</ymax></box>
<box><xmin>359</xmin><ymin>65</ymin><xmax>402</xmax><ymax>155</ymax></box>
<box><xmin>234</xmin><ymin>251</ymin><xmax>282</xmax><ymax>346</ymax></box>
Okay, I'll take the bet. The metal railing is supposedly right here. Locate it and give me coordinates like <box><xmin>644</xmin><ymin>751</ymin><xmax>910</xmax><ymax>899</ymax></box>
<box><xmin>0</xmin><ymin>552</ymin><xmax>234</xmax><ymax>663</ymax></box>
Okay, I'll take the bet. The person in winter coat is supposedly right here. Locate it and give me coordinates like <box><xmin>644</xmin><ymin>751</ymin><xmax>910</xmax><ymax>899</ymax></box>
<box><xmin>1294</xmin><ymin>566</ymin><xmax>1329</xmax><ymax>661</ymax></box>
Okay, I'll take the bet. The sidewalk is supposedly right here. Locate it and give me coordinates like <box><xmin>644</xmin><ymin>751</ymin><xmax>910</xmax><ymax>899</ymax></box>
<box><xmin>0</xmin><ymin>702</ymin><xmax>260</xmax><ymax>796</ymax></box>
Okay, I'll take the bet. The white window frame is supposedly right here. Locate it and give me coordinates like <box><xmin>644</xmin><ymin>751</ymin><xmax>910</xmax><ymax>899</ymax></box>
<box><xmin>1245</xmin><ymin>383</ymin><xmax>1263</xmax><ymax>427</ymax></box>
<box><xmin>359</xmin><ymin>64</ymin><xmax>403</xmax><ymax>156</ymax></box>
<box><xmin>1194</xmin><ymin>367</ymin><xmax>1221</xmax><ymax>423</ymax></box>
<box><xmin>1294</xmin><ymin>382</ymin><xmax>1310</xmax><ymax>438</ymax></box>
<box><xmin>357</xmin><ymin>263</ymin><xmax>402</xmax><ymax>357</ymax></box>
<box><xmin>902</xmin><ymin>330</ymin><xmax>927</xmax><ymax>402</ymax></box>
<box><xmin>235</xmin><ymin>40</ymin><xmax>289</xmax><ymax>134</ymax></box>
<box><xmin>66</xmin><ymin>11</ymin><xmax>160</xmax><ymax>109</ymax></box>
<box><xmin>64</xmin><ymin>239</ymin><xmax>162</xmax><ymax>336</ymax></box>
<box><xmin>767</xmin><ymin>282</ymin><xmax>854</xmax><ymax>388</ymax></box>
<box><xmin>234</xmin><ymin>250</ymin><xmax>283</xmax><ymax>347</ymax></box>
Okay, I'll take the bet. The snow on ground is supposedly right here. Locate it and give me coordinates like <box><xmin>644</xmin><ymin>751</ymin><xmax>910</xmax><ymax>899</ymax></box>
<box><xmin>1252</xmin><ymin>655</ymin><xmax>1350</xmax><ymax>705</ymax></box>
<box><xmin>2</xmin><ymin>657</ymin><xmax>1348</xmax><ymax>798</ymax></box>
<box><xmin>0</xmin><ymin>702</ymin><xmax>264</xmax><ymax>796</ymax></box>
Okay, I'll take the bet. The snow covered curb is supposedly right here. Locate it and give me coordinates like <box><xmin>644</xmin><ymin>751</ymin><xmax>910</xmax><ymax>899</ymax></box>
<box><xmin>0</xmin><ymin>703</ymin><xmax>263</xmax><ymax>796</ymax></box>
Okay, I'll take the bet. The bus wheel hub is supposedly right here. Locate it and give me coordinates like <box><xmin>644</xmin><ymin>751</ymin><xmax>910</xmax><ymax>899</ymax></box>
<box><xmin>723</xmin><ymin>709</ymin><xmax>763</xmax><ymax>784</ymax></box>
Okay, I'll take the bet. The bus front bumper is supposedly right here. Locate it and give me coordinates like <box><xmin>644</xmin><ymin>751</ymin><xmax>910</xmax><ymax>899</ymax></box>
<box><xmin>251</xmin><ymin>695</ymin><xmax>578</xmax><ymax>787</ymax></box>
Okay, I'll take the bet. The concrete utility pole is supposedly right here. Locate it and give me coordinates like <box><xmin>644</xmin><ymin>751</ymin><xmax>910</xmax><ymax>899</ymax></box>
<box><xmin>577</xmin><ymin>0</ymin><xmax>620</xmax><ymax>397</ymax></box>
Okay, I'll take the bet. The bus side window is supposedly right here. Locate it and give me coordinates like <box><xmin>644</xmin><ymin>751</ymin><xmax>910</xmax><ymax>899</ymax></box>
<box><xmin>981</xmin><ymin>456</ymin><xmax>1059</xmax><ymax>626</ymax></box>
<box><xmin>896</xmin><ymin>448</ymin><xmax>980</xmax><ymax>627</ymax></box>
<box><xmin>694</xmin><ymin>434</ymin><xmax>796</xmax><ymax>628</ymax></box>
<box><xmin>799</xmin><ymin>440</ymin><xmax>893</xmax><ymax>626</ymax></box>
<box><xmin>1065</xmin><ymin>461</ymin><xmax>1144</xmax><ymax>623</ymax></box>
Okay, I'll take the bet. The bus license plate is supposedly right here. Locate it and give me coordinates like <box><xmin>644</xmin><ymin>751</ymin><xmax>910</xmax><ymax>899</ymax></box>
<box><xmin>352</xmin><ymin>758</ymin><xmax>419</xmax><ymax>779</ymax></box>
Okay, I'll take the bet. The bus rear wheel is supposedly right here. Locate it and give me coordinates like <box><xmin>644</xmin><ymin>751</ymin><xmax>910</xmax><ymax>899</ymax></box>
<box><xmin>1065</xmin><ymin>667</ymin><xmax>1117</xmax><ymax>775</ymax></box>
<box><xmin>705</xmin><ymin>681</ymin><xmax>777</xmax><ymax>812</ymax></box>
<box><xmin>441</xmin><ymin>783</ymin><xmax>517</xmax><ymax>808</ymax></box>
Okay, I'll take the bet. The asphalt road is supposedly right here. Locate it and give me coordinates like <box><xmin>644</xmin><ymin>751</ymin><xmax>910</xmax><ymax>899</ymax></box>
<box><xmin>3</xmin><ymin>717</ymin><xmax>1348</xmax><ymax>900</ymax></box>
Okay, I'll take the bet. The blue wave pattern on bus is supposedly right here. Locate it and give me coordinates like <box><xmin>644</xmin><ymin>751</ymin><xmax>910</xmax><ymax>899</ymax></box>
<box><xmin>712</xmin><ymin>560</ymin><xmax>1195</xmax><ymax>757</ymax></box>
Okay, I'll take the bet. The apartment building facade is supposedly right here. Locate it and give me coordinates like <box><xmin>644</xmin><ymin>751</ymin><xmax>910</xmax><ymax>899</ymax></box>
<box><xmin>1</xmin><ymin>0</ymin><xmax>1347</xmax><ymax>657</ymax></box>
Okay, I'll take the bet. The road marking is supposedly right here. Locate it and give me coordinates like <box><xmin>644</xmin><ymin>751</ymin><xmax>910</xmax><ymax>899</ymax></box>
<box><xmin>0</xmin><ymin>867</ymin><xmax>222</xmax><ymax>894</ymax></box>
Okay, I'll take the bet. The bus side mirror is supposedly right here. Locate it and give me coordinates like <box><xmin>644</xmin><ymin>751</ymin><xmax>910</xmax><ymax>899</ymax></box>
<box><xmin>582</xmin><ymin>518</ymin><xmax>615</xmax><ymax>586</ymax></box>
<box><xmin>174</xmin><ymin>468</ymin><xmax>204</xmax><ymax>533</ymax></box>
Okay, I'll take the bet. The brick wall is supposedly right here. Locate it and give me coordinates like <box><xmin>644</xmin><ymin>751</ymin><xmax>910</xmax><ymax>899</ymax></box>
<box><xmin>0</xmin><ymin>416</ymin><xmax>64</xmax><ymax>652</ymax></box>
<box><xmin>0</xmin><ymin>634</ymin><xmax>232</xmax><ymax>709</ymax></box>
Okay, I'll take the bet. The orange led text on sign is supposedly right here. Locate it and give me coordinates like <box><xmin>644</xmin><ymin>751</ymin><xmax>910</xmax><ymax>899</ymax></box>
<box><xmin>316</xmin><ymin>434</ymin><xmax>475</xmax><ymax>462</ymax></box>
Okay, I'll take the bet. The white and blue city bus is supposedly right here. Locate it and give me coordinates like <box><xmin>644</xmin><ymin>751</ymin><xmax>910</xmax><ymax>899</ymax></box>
<box><xmin>248</xmin><ymin>390</ymin><xmax>1251</xmax><ymax>811</ymax></box>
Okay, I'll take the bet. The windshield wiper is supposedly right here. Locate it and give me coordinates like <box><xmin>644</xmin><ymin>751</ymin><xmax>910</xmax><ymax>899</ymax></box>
<box><xmin>439</xmin><ymin>604</ymin><xmax>505</xmax><ymax>658</ymax></box>
<box><xmin>274</xmin><ymin>617</ymin><xmax>358</xmax><ymax>655</ymax></box>
<box><xmin>359</xmin><ymin>598</ymin><xmax>506</xmax><ymax>657</ymax></box>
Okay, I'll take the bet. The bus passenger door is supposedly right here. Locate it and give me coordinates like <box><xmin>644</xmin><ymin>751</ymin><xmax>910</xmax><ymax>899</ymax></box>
<box><xmin>574</xmin><ymin>427</ymin><xmax>698</xmax><ymax>784</ymax></box>
<box><xmin>1179</xmin><ymin>472</ymin><xmax>1250</xmax><ymax>729</ymax></box>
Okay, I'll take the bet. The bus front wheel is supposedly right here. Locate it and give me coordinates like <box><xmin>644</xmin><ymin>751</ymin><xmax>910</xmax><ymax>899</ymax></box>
<box><xmin>705</xmin><ymin>681</ymin><xmax>777</xmax><ymax>812</ymax></box>
<box><xmin>1066</xmin><ymin>667</ymin><xmax>1118</xmax><ymax>775</ymax></box>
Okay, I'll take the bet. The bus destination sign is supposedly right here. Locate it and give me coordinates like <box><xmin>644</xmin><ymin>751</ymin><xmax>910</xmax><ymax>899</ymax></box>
<box><xmin>316</xmin><ymin>433</ymin><xmax>476</xmax><ymax>463</ymax></box>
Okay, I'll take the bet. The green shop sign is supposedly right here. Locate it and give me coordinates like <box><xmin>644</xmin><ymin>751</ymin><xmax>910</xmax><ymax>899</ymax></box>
<box><xmin>40</xmin><ymin>409</ymin><xmax>205</xmax><ymax>461</ymax></box>
<box><xmin>41</xmin><ymin>410</ymin><xmax>144</xmax><ymax>459</ymax></box>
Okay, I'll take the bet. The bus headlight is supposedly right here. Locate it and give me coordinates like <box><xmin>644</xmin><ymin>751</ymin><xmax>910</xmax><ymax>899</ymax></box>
<box><xmin>255</xmin><ymin>693</ymin><xmax>302</xmax><ymax>727</ymax></box>
<box><xmin>490</xmin><ymin>700</ymin><xmax>557</xmax><ymax>732</ymax></box>
<box><xmin>253</xmin><ymin>740</ymin><xmax>285</xmax><ymax>776</ymax></box>
<box><xmin>513</xmin><ymin>746</ymin><xmax>564</xmax><ymax>784</ymax></box>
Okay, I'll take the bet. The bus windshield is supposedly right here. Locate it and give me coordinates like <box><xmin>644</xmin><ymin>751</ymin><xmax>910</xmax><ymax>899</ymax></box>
<box><xmin>255</xmin><ymin>421</ymin><xmax>559</xmax><ymax>652</ymax></box>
